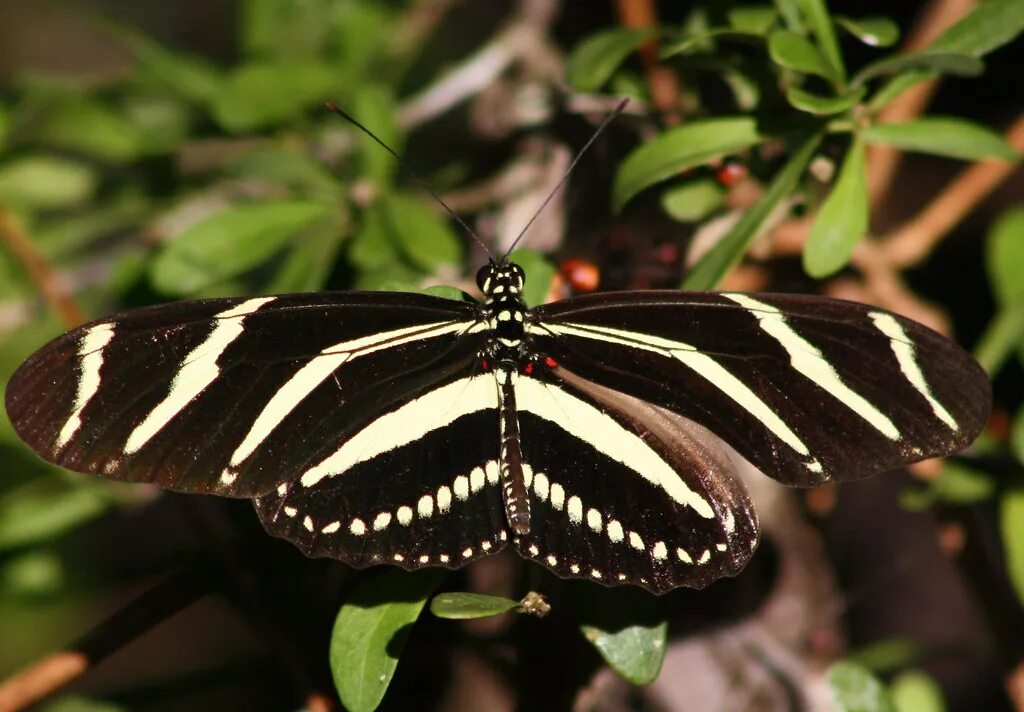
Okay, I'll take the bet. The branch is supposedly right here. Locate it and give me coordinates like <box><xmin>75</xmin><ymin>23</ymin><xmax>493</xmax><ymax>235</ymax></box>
<box><xmin>0</xmin><ymin>571</ymin><xmax>208</xmax><ymax>711</ymax></box>
<box><xmin>881</xmin><ymin>113</ymin><xmax>1024</xmax><ymax>268</ymax></box>
<box><xmin>0</xmin><ymin>203</ymin><xmax>85</xmax><ymax>328</ymax></box>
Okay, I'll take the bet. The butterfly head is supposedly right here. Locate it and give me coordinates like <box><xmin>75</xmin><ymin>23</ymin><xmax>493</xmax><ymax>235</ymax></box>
<box><xmin>476</xmin><ymin>261</ymin><xmax>525</xmax><ymax>299</ymax></box>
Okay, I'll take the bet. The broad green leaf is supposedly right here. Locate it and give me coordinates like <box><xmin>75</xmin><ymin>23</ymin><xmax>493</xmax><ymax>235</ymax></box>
<box><xmin>225</xmin><ymin>147</ymin><xmax>347</xmax><ymax>202</ymax></box>
<box><xmin>1001</xmin><ymin>488</ymin><xmax>1024</xmax><ymax>607</ymax></box>
<box><xmin>867</xmin><ymin>69</ymin><xmax>934</xmax><ymax>112</ymax></box>
<box><xmin>853</xmin><ymin>52</ymin><xmax>983</xmax><ymax>86</ymax></box>
<box><xmin>327</xmin><ymin>1</ymin><xmax>395</xmax><ymax>81</ymax></box>
<box><xmin>35</xmin><ymin>192</ymin><xmax>150</xmax><ymax>260</ymax></box>
<box><xmin>111</xmin><ymin>25</ymin><xmax>221</xmax><ymax>103</ymax></box>
<box><xmin>768</xmin><ymin>29</ymin><xmax>839</xmax><ymax>83</ymax></box>
<box><xmin>422</xmin><ymin>285</ymin><xmax>466</xmax><ymax>302</ymax></box>
<box><xmin>684</xmin><ymin>132</ymin><xmax>821</xmax><ymax>289</ymax></box>
<box><xmin>727</xmin><ymin>6</ymin><xmax>778</xmax><ymax>34</ymax></box>
<box><xmin>577</xmin><ymin>587</ymin><xmax>667</xmax><ymax>685</ymax></box>
<box><xmin>0</xmin><ymin>478</ymin><xmax>115</xmax><ymax>551</ymax></box>
<box><xmin>834</xmin><ymin>16</ymin><xmax>900</xmax><ymax>47</ymax></box>
<box><xmin>242</xmin><ymin>0</ymin><xmax>335</xmax><ymax>59</ymax></box>
<box><xmin>0</xmin><ymin>156</ymin><xmax>97</xmax><ymax>210</ymax></box>
<box><xmin>827</xmin><ymin>661</ymin><xmax>897</xmax><ymax>712</ymax></box>
<box><xmin>330</xmin><ymin>568</ymin><xmax>446</xmax><ymax>712</ymax></box>
<box><xmin>1</xmin><ymin>549</ymin><xmax>64</xmax><ymax>598</ymax></box>
<box><xmin>613</xmin><ymin>117</ymin><xmax>764</xmax><ymax>211</ymax></box>
<box><xmin>26</xmin><ymin>97</ymin><xmax>142</xmax><ymax>163</ymax></box>
<box><xmin>121</xmin><ymin>94</ymin><xmax>193</xmax><ymax>154</ymax></box>
<box><xmin>929</xmin><ymin>0</ymin><xmax>1024</xmax><ymax>59</ymax></box>
<box><xmin>797</xmin><ymin>0</ymin><xmax>846</xmax><ymax>84</ymax></box>
<box><xmin>660</xmin><ymin>179</ymin><xmax>726</xmax><ymax>222</ymax></box>
<box><xmin>933</xmin><ymin>461</ymin><xmax>995</xmax><ymax>503</ymax></box>
<box><xmin>265</xmin><ymin>221</ymin><xmax>346</xmax><ymax>293</ymax></box>
<box><xmin>804</xmin><ymin>137</ymin><xmax>868</xmax><ymax>277</ymax></box>
<box><xmin>349</xmin><ymin>204</ymin><xmax>398</xmax><ymax>271</ymax></box>
<box><xmin>381</xmin><ymin>193</ymin><xmax>461</xmax><ymax>271</ymax></box>
<box><xmin>785</xmin><ymin>85</ymin><xmax>865</xmax><ymax>115</ymax></box>
<box><xmin>430</xmin><ymin>592</ymin><xmax>521</xmax><ymax>619</ymax></box>
<box><xmin>890</xmin><ymin>670</ymin><xmax>946</xmax><ymax>712</ymax></box>
<box><xmin>986</xmin><ymin>205</ymin><xmax>1024</xmax><ymax>306</ymax></box>
<box><xmin>507</xmin><ymin>248</ymin><xmax>555</xmax><ymax>307</ymax></box>
<box><xmin>566</xmin><ymin>28</ymin><xmax>657</xmax><ymax>92</ymax></box>
<box><xmin>354</xmin><ymin>87</ymin><xmax>401</xmax><ymax>189</ymax></box>
<box><xmin>212</xmin><ymin>61</ymin><xmax>338</xmax><ymax>133</ymax></box>
<box><xmin>1012</xmin><ymin>405</ymin><xmax>1024</xmax><ymax>465</ymax></box>
<box><xmin>152</xmin><ymin>201</ymin><xmax>334</xmax><ymax>295</ymax></box>
<box><xmin>863</xmin><ymin>118</ymin><xmax>1019</xmax><ymax>162</ymax></box>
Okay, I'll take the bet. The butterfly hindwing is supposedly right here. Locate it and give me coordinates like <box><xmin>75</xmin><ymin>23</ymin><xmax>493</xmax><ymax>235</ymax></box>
<box><xmin>528</xmin><ymin>292</ymin><xmax>990</xmax><ymax>487</ymax></box>
<box><xmin>6</xmin><ymin>291</ymin><xmax>485</xmax><ymax>497</ymax></box>
<box><xmin>510</xmin><ymin>368</ymin><xmax>758</xmax><ymax>593</ymax></box>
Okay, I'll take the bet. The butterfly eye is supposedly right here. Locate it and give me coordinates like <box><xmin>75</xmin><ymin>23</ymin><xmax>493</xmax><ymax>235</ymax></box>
<box><xmin>512</xmin><ymin>265</ymin><xmax>526</xmax><ymax>289</ymax></box>
<box><xmin>476</xmin><ymin>264</ymin><xmax>494</xmax><ymax>293</ymax></box>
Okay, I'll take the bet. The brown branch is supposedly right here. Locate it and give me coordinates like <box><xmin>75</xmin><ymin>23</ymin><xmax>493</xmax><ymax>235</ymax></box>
<box><xmin>867</xmin><ymin>0</ymin><xmax>977</xmax><ymax>206</ymax></box>
<box><xmin>0</xmin><ymin>203</ymin><xmax>84</xmax><ymax>328</ymax></box>
<box><xmin>615</xmin><ymin>0</ymin><xmax>681</xmax><ymax>118</ymax></box>
<box><xmin>881</xmin><ymin>113</ymin><xmax>1024</xmax><ymax>268</ymax></box>
<box><xmin>0</xmin><ymin>571</ymin><xmax>208</xmax><ymax>711</ymax></box>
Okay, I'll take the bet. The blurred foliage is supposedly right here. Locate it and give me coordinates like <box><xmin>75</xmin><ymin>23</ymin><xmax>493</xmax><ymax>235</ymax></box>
<box><xmin>0</xmin><ymin>0</ymin><xmax>1022</xmax><ymax>709</ymax></box>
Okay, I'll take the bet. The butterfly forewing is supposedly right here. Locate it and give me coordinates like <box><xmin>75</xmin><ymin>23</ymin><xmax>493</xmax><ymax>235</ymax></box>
<box><xmin>6</xmin><ymin>291</ymin><xmax>485</xmax><ymax>497</ymax></box>
<box><xmin>528</xmin><ymin>291</ymin><xmax>990</xmax><ymax>487</ymax></box>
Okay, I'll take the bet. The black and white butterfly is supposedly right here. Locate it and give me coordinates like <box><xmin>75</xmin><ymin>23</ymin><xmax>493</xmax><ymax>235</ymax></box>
<box><xmin>4</xmin><ymin>256</ymin><xmax>990</xmax><ymax>593</ymax></box>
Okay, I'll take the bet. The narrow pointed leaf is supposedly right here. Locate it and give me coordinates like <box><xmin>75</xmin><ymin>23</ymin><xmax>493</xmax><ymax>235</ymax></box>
<box><xmin>430</xmin><ymin>592</ymin><xmax>520</xmax><ymax>619</ymax></box>
<box><xmin>768</xmin><ymin>29</ymin><xmax>838</xmax><ymax>83</ymax></box>
<box><xmin>785</xmin><ymin>85</ymin><xmax>864</xmax><ymax>115</ymax></box>
<box><xmin>727</xmin><ymin>7</ymin><xmax>778</xmax><ymax>34</ymax></box>
<box><xmin>684</xmin><ymin>132</ymin><xmax>821</xmax><ymax>289</ymax></box>
<box><xmin>929</xmin><ymin>0</ymin><xmax>1024</xmax><ymax>59</ymax></box>
<box><xmin>331</xmin><ymin>569</ymin><xmax>447</xmax><ymax>712</ymax></box>
<box><xmin>987</xmin><ymin>205</ymin><xmax>1024</xmax><ymax>306</ymax></box>
<box><xmin>265</xmin><ymin>221</ymin><xmax>346</xmax><ymax>293</ymax></box>
<box><xmin>834</xmin><ymin>16</ymin><xmax>900</xmax><ymax>47</ymax></box>
<box><xmin>151</xmin><ymin>201</ymin><xmax>334</xmax><ymax>295</ymax></box>
<box><xmin>867</xmin><ymin>69</ymin><xmax>934</xmax><ymax>112</ymax></box>
<box><xmin>863</xmin><ymin>117</ymin><xmax>1019</xmax><ymax>162</ymax></box>
<box><xmin>804</xmin><ymin>137</ymin><xmax>868</xmax><ymax>278</ymax></box>
<box><xmin>827</xmin><ymin>661</ymin><xmax>897</xmax><ymax>712</ymax></box>
<box><xmin>660</xmin><ymin>29</ymin><xmax>763</xmax><ymax>58</ymax></box>
<box><xmin>1000</xmin><ymin>488</ymin><xmax>1024</xmax><ymax>608</ymax></box>
<box><xmin>853</xmin><ymin>52</ymin><xmax>983</xmax><ymax>86</ymax></box>
<box><xmin>566</xmin><ymin>28</ymin><xmax>657</xmax><ymax>92</ymax></box>
<box><xmin>613</xmin><ymin>117</ymin><xmax>764</xmax><ymax>211</ymax></box>
<box><xmin>798</xmin><ymin>0</ymin><xmax>846</xmax><ymax>84</ymax></box>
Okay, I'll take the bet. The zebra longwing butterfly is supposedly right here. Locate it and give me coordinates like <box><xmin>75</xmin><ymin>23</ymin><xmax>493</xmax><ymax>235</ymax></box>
<box><xmin>4</xmin><ymin>258</ymin><xmax>990</xmax><ymax>593</ymax></box>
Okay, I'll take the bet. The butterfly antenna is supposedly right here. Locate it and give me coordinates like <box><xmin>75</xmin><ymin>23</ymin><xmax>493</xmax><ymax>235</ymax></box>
<box><xmin>502</xmin><ymin>97</ymin><xmax>630</xmax><ymax>260</ymax></box>
<box><xmin>325</xmin><ymin>102</ymin><xmax>494</xmax><ymax>260</ymax></box>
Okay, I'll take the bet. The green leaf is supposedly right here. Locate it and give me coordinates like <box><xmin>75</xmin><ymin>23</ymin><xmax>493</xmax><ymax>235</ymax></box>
<box><xmin>26</xmin><ymin>97</ymin><xmax>142</xmax><ymax>163</ymax></box>
<box><xmin>929</xmin><ymin>0</ymin><xmax>1024</xmax><ymax>59</ymax></box>
<box><xmin>846</xmin><ymin>638</ymin><xmax>922</xmax><ymax>674</ymax></box>
<box><xmin>797</xmin><ymin>0</ymin><xmax>847</xmax><ymax>84</ymax></box>
<box><xmin>727</xmin><ymin>6</ymin><xmax>778</xmax><ymax>34</ymax></box>
<box><xmin>613</xmin><ymin>117</ymin><xmax>764</xmax><ymax>211</ymax></box>
<box><xmin>566</xmin><ymin>28</ymin><xmax>657</xmax><ymax>92</ymax></box>
<box><xmin>1</xmin><ymin>549</ymin><xmax>64</xmax><ymax>598</ymax></box>
<box><xmin>38</xmin><ymin>696</ymin><xmax>126</xmax><ymax>712</ymax></box>
<box><xmin>35</xmin><ymin>192</ymin><xmax>150</xmax><ymax>260</ymax></box>
<box><xmin>1012</xmin><ymin>405</ymin><xmax>1024</xmax><ymax>465</ymax></box>
<box><xmin>330</xmin><ymin>568</ymin><xmax>446</xmax><ymax>712</ymax></box>
<box><xmin>853</xmin><ymin>52</ymin><xmax>983</xmax><ymax>86</ymax></box>
<box><xmin>660</xmin><ymin>179</ymin><xmax>726</xmax><ymax>222</ymax></box>
<box><xmin>506</xmin><ymin>249</ymin><xmax>556</xmax><ymax>307</ymax></box>
<box><xmin>151</xmin><ymin>201</ymin><xmax>334</xmax><ymax>295</ymax></box>
<box><xmin>0</xmin><ymin>478</ymin><xmax>115</xmax><ymax>551</ymax></box>
<box><xmin>867</xmin><ymin>69</ymin><xmax>935</xmax><ymax>112</ymax></box>
<box><xmin>863</xmin><ymin>118</ymin><xmax>1019</xmax><ymax>162</ymax></box>
<box><xmin>0</xmin><ymin>102</ymin><xmax>9</xmax><ymax>150</ymax></box>
<box><xmin>684</xmin><ymin>132</ymin><xmax>821</xmax><ymax>289</ymax></box>
<box><xmin>659</xmin><ymin>29</ymin><xmax>764</xmax><ymax>58</ymax></box>
<box><xmin>1001</xmin><ymin>488</ymin><xmax>1024</xmax><ymax>608</ymax></box>
<box><xmin>933</xmin><ymin>461</ymin><xmax>995</xmax><ymax>504</ymax></box>
<box><xmin>986</xmin><ymin>205</ymin><xmax>1024</xmax><ymax>306</ymax></box>
<box><xmin>349</xmin><ymin>204</ymin><xmax>398</xmax><ymax>271</ymax></box>
<box><xmin>121</xmin><ymin>94</ymin><xmax>193</xmax><ymax>154</ymax></box>
<box><xmin>774</xmin><ymin>0</ymin><xmax>805</xmax><ymax>32</ymax></box>
<box><xmin>224</xmin><ymin>147</ymin><xmax>347</xmax><ymax>202</ymax></box>
<box><xmin>265</xmin><ymin>221</ymin><xmax>346</xmax><ymax>293</ymax></box>
<box><xmin>834</xmin><ymin>16</ymin><xmax>900</xmax><ymax>47</ymax></box>
<box><xmin>212</xmin><ymin>61</ymin><xmax>338</xmax><ymax>133</ymax></box>
<box><xmin>430</xmin><ymin>592</ymin><xmax>521</xmax><ymax>619</ymax></box>
<box><xmin>803</xmin><ymin>137</ymin><xmax>868</xmax><ymax>278</ymax></box>
<box><xmin>972</xmin><ymin>308</ymin><xmax>1024</xmax><ymax>376</ymax></box>
<box><xmin>890</xmin><ymin>670</ymin><xmax>946</xmax><ymax>712</ymax></box>
<box><xmin>422</xmin><ymin>285</ymin><xmax>466</xmax><ymax>302</ymax></box>
<box><xmin>827</xmin><ymin>661</ymin><xmax>897</xmax><ymax>712</ymax></box>
<box><xmin>381</xmin><ymin>193</ymin><xmax>462</xmax><ymax>271</ymax></box>
<box><xmin>111</xmin><ymin>25</ymin><xmax>222</xmax><ymax>104</ymax></box>
<box><xmin>354</xmin><ymin>87</ymin><xmax>401</xmax><ymax>189</ymax></box>
<box><xmin>0</xmin><ymin>156</ymin><xmax>97</xmax><ymax>210</ymax></box>
<box><xmin>242</xmin><ymin>0</ymin><xmax>335</xmax><ymax>59</ymax></box>
<box><xmin>768</xmin><ymin>29</ymin><xmax>839</xmax><ymax>83</ymax></box>
<box><xmin>577</xmin><ymin>587</ymin><xmax>667</xmax><ymax>685</ymax></box>
<box><xmin>785</xmin><ymin>85</ymin><xmax>865</xmax><ymax>115</ymax></box>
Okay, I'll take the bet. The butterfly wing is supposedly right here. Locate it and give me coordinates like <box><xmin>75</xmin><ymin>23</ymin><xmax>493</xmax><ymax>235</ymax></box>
<box><xmin>6</xmin><ymin>291</ymin><xmax>487</xmax><ymax>497</ymax></box>
<box><xmin>528</xmin><ymin>291</ymin><xmax>990</xmax><ymax>487</ymax></box>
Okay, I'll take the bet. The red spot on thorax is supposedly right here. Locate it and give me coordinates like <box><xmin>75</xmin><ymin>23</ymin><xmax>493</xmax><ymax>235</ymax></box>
<box><xmin>524</xmin><ymin>362</ymin><xmax>535</xmax><ymax>374</ymax></box>
<box><xmin>481</xmin><ymin>359</ymin><xmax>491</xmax><ymax>371</ymax></box>
<box><xmin>544</xmin><ymin>357</ymin><xmax>558</xmax><ymax>369</ymax></box>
